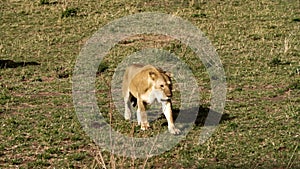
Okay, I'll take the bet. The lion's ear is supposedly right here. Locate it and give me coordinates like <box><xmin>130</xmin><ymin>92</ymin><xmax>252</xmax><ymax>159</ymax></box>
<box><xmin>165</xmin><ymin>72</ymin><xmax>173</xmax><ymax>78</ymax></box>
<box><xmin>149</xmin><ymin>71</ymin><xmax>157</xmax><ymax>80</ymax></box>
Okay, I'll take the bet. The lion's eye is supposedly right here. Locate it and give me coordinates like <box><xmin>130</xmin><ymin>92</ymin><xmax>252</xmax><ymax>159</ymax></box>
<box><xmin>160</xmin><ymin>85</ymin><xmax>164</xmax><ymax>88</ymax></box>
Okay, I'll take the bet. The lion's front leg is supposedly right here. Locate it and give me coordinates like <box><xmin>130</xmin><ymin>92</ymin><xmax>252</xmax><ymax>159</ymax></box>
<box><xmin>162</xmin><ymin>102</ymin><xmax>180</xmax><ymax>134</ymax></box>
<box><xmin>137</xmin><ymin>98</ymin><xmax>150</xmax><ymax>130</ymax></box>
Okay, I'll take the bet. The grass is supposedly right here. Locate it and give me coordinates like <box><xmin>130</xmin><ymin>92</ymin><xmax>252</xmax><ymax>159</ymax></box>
<box><xmin>1</xmin><ymin>0</ymin><xmax>299</xmax><ymax>168</ymax></box>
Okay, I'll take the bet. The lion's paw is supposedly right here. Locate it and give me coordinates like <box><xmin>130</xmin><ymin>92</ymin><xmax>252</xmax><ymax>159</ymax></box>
<box><xmin>141</xmin><ymin>122</ymin><xmax>150</xmax><ymax>130</ymax></box>
<box><xmin>169</xmin><ymin>127</ymin><xmax>180</xmax><ymax>135</ymax></box>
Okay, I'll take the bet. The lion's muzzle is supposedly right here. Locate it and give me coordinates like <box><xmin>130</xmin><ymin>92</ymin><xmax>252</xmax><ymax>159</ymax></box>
<box><xmin>160</xmin><ymin>97</ymin><xmax>171</xmax><ymax>102</ymax></box>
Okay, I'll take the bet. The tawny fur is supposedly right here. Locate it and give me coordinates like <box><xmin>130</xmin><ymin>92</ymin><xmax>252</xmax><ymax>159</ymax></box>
<box><xmin>122</xmin><ymin>64</ymin><xmax>180</xmax><ymax>134</ymax></box>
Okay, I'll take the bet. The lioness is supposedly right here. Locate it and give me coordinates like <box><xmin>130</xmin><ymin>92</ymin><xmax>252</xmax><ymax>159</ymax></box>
<box><xmin>122</xmin><ymin>64</ymin><xmax>180</xmax><ymax>134</ymax></box>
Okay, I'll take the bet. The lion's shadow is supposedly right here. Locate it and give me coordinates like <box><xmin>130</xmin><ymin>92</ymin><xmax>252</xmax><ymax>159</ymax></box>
<box><xmin>160</xmin><ymin>106</ymin><xmax>233</xmax><ymax>127</ymax></box>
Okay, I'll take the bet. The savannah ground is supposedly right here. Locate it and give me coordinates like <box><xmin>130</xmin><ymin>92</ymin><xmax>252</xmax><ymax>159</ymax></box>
<box><xmin>0</xmin><ymin>0</ymin><xmax>299</xmax><ymax>168</ymax></box>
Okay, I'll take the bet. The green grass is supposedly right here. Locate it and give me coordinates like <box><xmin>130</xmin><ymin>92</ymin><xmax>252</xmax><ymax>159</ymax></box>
<box><xmin>1</xmin><ymin>0</ymin><xmax>299</xmax><ymax>168</ymax></box>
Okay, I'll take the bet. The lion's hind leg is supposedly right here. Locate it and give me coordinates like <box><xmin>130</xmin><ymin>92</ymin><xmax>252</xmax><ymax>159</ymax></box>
<box><xmin>124</xmin><ymin>91</ymin><xmax>132</xmax><ymax>120</ymax></box>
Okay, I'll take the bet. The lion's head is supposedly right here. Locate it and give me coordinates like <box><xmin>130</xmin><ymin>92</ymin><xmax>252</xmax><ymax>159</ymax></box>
<box><xmin>148</xmin><ymin>69</ymin><xmax>173</xmax><ymax>103</ymax></box>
